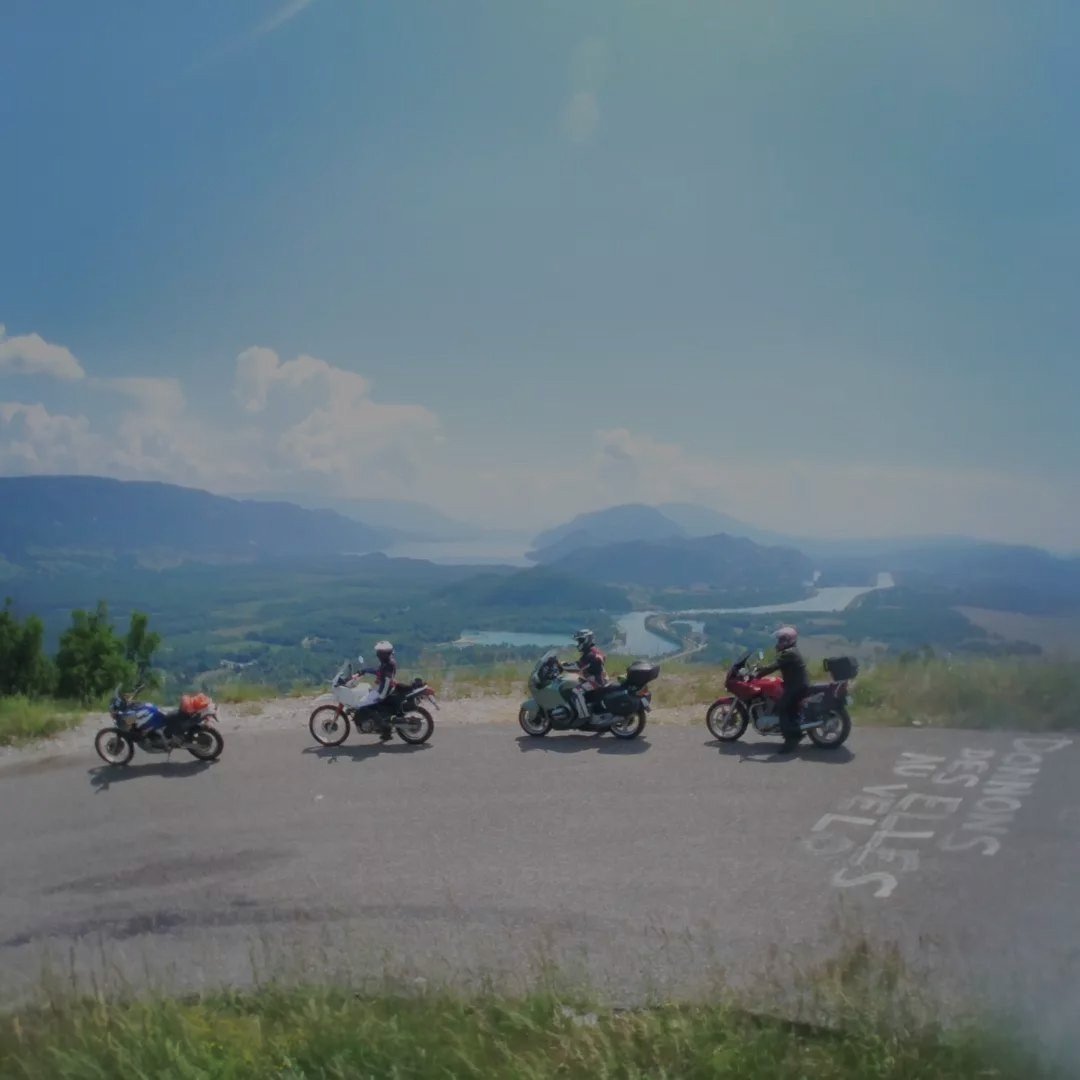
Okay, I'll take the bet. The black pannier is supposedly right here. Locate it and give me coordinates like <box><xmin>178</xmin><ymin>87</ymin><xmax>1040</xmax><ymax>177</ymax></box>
<box><xmin>625</xmin><ymin>661</ymin><xmax>660</xmax><ymax>688</ymax></box>
<box><xmin>824</xmin><ymin>656</ymin><xmax>859</xmax><ymax>681</ymax></box>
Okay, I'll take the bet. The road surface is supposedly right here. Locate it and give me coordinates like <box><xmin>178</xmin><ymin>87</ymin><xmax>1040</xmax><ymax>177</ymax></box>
<box><xmin>1</xmin><ymin>717</ymin><xmax>1077</xmax><ymax>1049</ymax></box>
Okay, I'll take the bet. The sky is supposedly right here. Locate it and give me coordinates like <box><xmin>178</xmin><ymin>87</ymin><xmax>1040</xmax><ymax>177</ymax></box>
<box><xmin>2</xmin><ymin>0</ymin><xmax>1079</xmax><ymax>549</ymax></box>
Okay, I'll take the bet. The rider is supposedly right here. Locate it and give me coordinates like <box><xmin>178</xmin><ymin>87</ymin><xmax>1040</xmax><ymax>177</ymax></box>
<box><xmin>564</xmin><ymin>628</ymin><xmax>608</xmax><ymax>721</ymax></box>
<box><xmin>357</xmin><ymin>640</ymin><xmax>399</xmax><ymax>741</ymax></box>
<box><xmin>755</xmin><ymin>625</ymin><xmax>808</xmax><ymax>753</ymax></box>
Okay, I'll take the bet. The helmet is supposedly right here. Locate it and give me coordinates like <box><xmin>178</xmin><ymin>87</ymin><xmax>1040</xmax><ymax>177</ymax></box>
<box><xmin>774</xmin><ymin>625</ymin><xmax>798</xmax><ymax>651</ymax></box>
<box><xmin>374</xmin><ymin>640</ymin><xmax>394</xmax><ymax>658</ymax></box>
<box><xmin>573</xmin><ymin>628</ymin><xmax>595</xmax><ymax>652</ymax></box>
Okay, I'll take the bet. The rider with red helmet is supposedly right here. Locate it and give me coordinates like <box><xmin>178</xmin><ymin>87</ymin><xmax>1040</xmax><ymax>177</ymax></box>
<box><xmin>756</xmin><ymin>625</ymin><xmax>809</xmax><ymax>752</ymax></box>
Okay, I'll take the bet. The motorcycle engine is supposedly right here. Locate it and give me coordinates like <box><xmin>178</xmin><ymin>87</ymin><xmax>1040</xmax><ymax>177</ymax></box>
<box><xmin>749</xmin><ymin>703</ymin><xmax>779</xmax><ymax>733</ymax></box>
<box><xmin>548</xmin><ymin>706</ymin><xmax>570</xmax><ymax>722</ymax></box>
<box><xmin>357</xmin><ymin>717</ymin><xmax>375</xmax><ymax>733</ymax></box>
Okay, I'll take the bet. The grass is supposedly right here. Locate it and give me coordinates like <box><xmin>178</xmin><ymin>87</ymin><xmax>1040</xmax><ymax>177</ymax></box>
<box><xmin>0</xmin><ymin>695</ymin><xmax>86</xmax><ymax>747</ymax></box>
<box><xmin>852</xmin><ymin>657</ymin><xmax>1080</xmax><ymax>731</ymax></box>
<box><xmin>0</xmin><ymin>963</ymin><xmax>1056</xmax><ymax>1080</ymax></box>
<box><xmin>208</xmin><ymin>681</ymin><xmax>314</xmax><ymax>705</ymax></box>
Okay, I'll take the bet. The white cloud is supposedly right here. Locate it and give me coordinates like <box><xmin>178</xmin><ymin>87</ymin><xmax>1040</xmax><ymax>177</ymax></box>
<box><xmin>560</xmin><ymin>37</ymin><xmax>610</xmax><ymax>144</ymax></box>
<box><xmin>252</xmin><ymin>0</ymin><xmax>318</xmax><ymax>39</ymax></box>
<box><xmin>0</xmin><ymin>344</ymin><xmax>442</xmax><ymax>503</ymax></box>
<box><xmin>0</xmin><ymin>324</ymin><xmax>85</xmax><ymax>380</ymax></box>
<box><xmin>562</xmin><ymin>92</ymin><xmax>601</xmax><ymax>144</ymax></box>
<box><xmin>233</xmin><ymin>346</ymin><xmax>441</xmax><ymax>493</ymax></box>
<box><xmin>0</xmin><ymin>402</ymin><xmax>98</xmax><ymax>472</ymax></box>
<box><xmin>234</xmin><ymin>348</ymin><xmax>370</xmax><ymax>413</ymax></box>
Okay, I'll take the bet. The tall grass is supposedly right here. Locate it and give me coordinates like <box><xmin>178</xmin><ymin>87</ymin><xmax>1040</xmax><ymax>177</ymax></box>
<box><xmin>0</xmin><ymin>695</ymin><xmax>86</xmax><ymax>747</ymax></box>
<box><xmin>0</xmin><ymin>979</ymin><xmax>1055</xmax><ymax>1079</ymax></box>
<box><xmin>853</xmin><ymin>657</ymin><xmax>1080</xmax><ymax>731</ymax></box>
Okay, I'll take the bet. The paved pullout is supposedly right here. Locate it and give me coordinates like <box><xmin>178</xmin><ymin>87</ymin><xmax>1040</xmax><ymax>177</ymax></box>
<box><xmin>1</xmin><ymin>715</ymin><xmax>1077</xmax><ymax>1045</ymax></box>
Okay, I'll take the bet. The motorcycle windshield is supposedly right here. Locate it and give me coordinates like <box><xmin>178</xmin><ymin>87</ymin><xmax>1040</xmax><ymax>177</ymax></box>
<box><xmin>531</xmin><ymin>648</ymin><xmax>558</xmax><ymax>680</ymax></box>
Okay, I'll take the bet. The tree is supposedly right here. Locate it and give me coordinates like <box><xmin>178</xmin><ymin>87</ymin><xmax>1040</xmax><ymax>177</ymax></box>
<box><xmin>125</xmin><ymin>611</ymin><xmax>162</xmax><ymax>689</ymax></box>
<box><xmin>0</xmin><ymin>599</ymin><xmax>54</xmax><ymax>697</ymax></box>
<box><xmin>55</xmin><ymin>601</ymin><xmax>148</xmax><ymax>704</ymax></box>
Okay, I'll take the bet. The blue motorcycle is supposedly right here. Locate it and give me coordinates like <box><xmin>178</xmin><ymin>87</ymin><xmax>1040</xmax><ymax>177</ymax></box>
<box><xmin>94</xmin><ymin>684</ymin><xmax>224</xmax><ymax>766</ymax></box>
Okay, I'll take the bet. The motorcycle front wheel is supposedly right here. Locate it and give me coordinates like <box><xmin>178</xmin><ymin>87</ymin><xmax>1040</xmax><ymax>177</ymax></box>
<box><xmin>610</xmin><ymin>710</ymin><xmax>646</xmax><ymax>739</ymax></box>
<box><xmin>706</xmin><ymin>701</ymin><xmax>748</xmax><ymax>742</ymax></box>
<box><xmin>94</xmin><ymin>727</ymin><xmax>134</xmax><ymax>766</ymax></box>
<box><xmin>185</xmin><ymin>724</ymin><xmax>224</xmax><ymax>761</ymax></box>
<box><xmin>519</xmin><ymin>706</ymin><xmax>552</xmax><ymax>737</ymax></box>
<box><xmin>309</xmin><ymin>705</ymin><xmax>350</xmax><ymax>747</ymax></box>
<box><xmin>807</xmin><ymin>707</ymin><xmax>851</xmax><ymax>749</ymax></box>
<box><xmin>396</xmin><ymin>707</ymin><xmax>434</xmax><ymax>745</ymax></box>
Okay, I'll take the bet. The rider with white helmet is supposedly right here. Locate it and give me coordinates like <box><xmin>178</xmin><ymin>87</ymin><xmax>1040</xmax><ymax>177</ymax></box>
<box><xmin>357</xmin><ymin>640</ymin><xmax>399</xmax><ymax>741</ymax></box>
<box><xmin>755</xmin><ymin>625</ymin><xmax>809</xmax><ymax>752</ymax></box>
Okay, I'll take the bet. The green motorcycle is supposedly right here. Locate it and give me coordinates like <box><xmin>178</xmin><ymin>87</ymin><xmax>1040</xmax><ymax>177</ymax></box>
<box><xmin>518</xmin><ymin>648</ymin><xmax>659</xmax><ymax>739</ymax></box>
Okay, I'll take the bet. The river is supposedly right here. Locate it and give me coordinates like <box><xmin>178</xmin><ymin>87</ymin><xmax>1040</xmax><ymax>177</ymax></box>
<box><xmin>674</xmin><ymin>573</ymin><xmax>894</xmax><ymax>616</ymax></box>
<box><xmin>456</xmin><ymin>574</ymin><xmax>895</xmax><ymax>658</ymax></box>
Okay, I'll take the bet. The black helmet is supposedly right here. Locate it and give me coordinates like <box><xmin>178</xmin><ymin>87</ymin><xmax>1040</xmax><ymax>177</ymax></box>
<box><xmin>573</xmin><ymin>628</ymin><xmax>595</xmax><ymax>652</ymax></box>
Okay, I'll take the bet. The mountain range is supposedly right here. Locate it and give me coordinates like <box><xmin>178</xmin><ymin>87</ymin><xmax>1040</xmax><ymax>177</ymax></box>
<box><xmin>0</xmin><ymin>476</ymin><xmax>389</xmax><ymax>568</ymax></box>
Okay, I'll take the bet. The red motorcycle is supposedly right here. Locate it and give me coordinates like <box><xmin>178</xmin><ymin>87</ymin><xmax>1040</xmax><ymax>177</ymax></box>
<box><xmin>705</xmin><ymin>651</ymin><xmax>857</xmax><ymax>749</ymax></box>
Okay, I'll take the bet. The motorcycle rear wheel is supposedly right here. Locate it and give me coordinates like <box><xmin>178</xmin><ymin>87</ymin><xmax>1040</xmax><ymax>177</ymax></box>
<box><xmin>94</xmin><ymin>727</ymin><xmax>134</xmax><ymax>766</ymax></box>
<box><xmin>396</xmin><ymin>706</ymin><xmax>434</xmax><ymax>745</ymax></box>
<box><xmin>309</xmin><ymin>705</ymin><xmax>350</xmax><ymax>747</ymax></box>
<box><xmin>807</xmin><ymin>707</ymin><xmax>851</xmax><ymax>749</ymax></box>
<box><xmin>185</xmin><ymin>724</ymin><xmax>224</xmax><ymax>761</ymax></box>
<box><xmin>706</xmin><ymin>701</ymin><xmax>748</xmax><ymax>742</ymax></box>
<box><xmin>610</xmin><ymin>710</ymin><xmax>646</xmax><ymax>739</ymax></box>
<box><xmin>519</xmin><ymin>706</ymin><xmax>552</xmax><ymax>737</ymax></box>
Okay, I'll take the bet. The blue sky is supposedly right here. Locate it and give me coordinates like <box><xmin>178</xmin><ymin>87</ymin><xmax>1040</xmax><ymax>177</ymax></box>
<box><xmin>2</xmin><ymin>0</ymin><xmax>1078</xmax><ymax>547</ymax></box>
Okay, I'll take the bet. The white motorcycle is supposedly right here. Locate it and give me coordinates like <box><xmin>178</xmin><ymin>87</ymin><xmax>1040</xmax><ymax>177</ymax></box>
<box><xmin>308</xmin><ymin>656</ymin><xmax>437</xmax><ymax>747</ymax></box>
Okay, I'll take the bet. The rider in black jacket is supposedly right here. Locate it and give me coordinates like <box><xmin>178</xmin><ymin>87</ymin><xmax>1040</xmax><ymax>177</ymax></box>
<box><xmin>755</xmin><ymin>625</ymin><xmax>808</xmax><ymax>752</ymax></box>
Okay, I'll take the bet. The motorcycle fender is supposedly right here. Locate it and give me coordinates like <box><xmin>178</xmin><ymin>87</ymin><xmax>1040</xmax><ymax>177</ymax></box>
<box><xmin>711</xmin><ymin>695</ymin><xmax>735</xmax><ymax>708</ymax></box>
<box><xmin>519</xmin><ymin>697</ymin><xmax>540</xmax><ymax>722</ymax></box>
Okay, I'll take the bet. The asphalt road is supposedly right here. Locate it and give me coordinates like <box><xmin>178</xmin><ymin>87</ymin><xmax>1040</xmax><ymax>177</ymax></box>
<box><xmin>1</xmin><ymin>719</ymin><xmax>1078</xmax><ymax>1045</ymax></box>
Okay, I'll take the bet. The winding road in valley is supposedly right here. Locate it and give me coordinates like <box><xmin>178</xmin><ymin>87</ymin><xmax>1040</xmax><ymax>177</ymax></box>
<box><xmin>1</xmin><ymin>699</ymin><xmax>1077</xmax><ymax>1056</ymax></box>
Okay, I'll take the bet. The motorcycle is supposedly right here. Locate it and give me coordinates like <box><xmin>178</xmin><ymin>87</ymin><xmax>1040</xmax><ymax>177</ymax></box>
<box><xmin>94</xmin><ymin>685</ymin><xmax>224</xmax><ymax>766</ymax></box>
<box><xmin>308</xmin><ymin>656</ymin><xmax>438</xmax><ymax>747</ymax></box>
<box><xmin>518</xmin><ymin>648</ymin><xmax>659</xmax><ymax>740</ymax></box>
<box><xmin>705</xmin><ymin>651</ymin><xmax>857</xmax><ymax>749</ymax></box>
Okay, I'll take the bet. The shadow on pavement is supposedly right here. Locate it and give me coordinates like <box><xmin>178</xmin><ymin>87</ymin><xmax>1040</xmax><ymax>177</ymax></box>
<box><xmin>516</xmin><ymin>734</ymin><xmax>650</xmax><ymax>755</ymax></box>
<box><xmin>88</xmin><ymin>759</ymin><xmax>214</xmax><ymax>791</ymax></box>
<box><xmin>705</xmin><ymin>739</ymin><xmax>855</xmax><ymax>765</ymax></box>
<box><xmin>302</xmin><ymin>742</ymin><xmax>433</xmax><ymax>762</ymax></box>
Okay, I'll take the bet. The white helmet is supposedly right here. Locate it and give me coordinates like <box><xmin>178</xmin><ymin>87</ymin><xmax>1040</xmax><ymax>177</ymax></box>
<box><xmin>374</xmin><ymin>640</ymin><xmax>394</xmax><ymax>658</ymax></box>
<box><xmin>774</xmin><ymin>625</ymin><xmax>798</xmax><ymax>651</ymax></box>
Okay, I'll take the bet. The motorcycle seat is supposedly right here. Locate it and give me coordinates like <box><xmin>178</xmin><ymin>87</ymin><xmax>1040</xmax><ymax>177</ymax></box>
<box><xmin>802</xmin><ymin>683</ymin><xmax>832</xmax><ymax>698</ymax></box>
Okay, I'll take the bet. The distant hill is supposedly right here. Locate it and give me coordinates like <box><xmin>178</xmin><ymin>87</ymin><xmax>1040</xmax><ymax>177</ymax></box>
<box><xmin>0</xmin><ymin>476</ymin><xmax>389</xmax><ymax>567</ymax></box>
<box><xmin>434</xmin><ymin>566</ymin><xmax>627</xmax><ymax>612</ymax></box>
<box><xmin>820</xmin><ymin>542</ymin><xmax>1080</xmax><ymax>615</ymax></box>
<box><xmin>239</xmin><ymin>492</ymin><xmax>480</xmax><ymax>542</ymax></box>
<box><xmin>530</xmin><ymin>504</ymin><xmax>685</xmax><ymax>562</ymax></box>
<box><xmin>657</xmin><ymin>503</ymin><xmax>797</xmax><ymax>546</ymax></box>
<box><xmin>546</xmin><ymin>533</ymin><xmax>814</xmax><ymax>590</ymax></box>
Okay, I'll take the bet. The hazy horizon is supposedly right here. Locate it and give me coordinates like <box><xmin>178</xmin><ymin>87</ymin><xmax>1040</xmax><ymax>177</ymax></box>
<box><xmin>3</xmin><ymin>2</ymin><xmax>1078</xmax><ymax>547</ymax></box>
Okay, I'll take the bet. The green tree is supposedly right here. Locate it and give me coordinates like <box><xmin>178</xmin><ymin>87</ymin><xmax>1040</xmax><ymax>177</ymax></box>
<box><xmin>125</xmin><ymin>611</ymin><xmax>162</xmax><ymax>689</ymax></box>
<box><xmin>0</xmin><ymin>599</ymin><xmax>54</xmax><ymax>697</ymax></box>
<box><xmin>55</xmin><ymin>601</ymin><xmax>136</xmax><ymax>704</ymax></box>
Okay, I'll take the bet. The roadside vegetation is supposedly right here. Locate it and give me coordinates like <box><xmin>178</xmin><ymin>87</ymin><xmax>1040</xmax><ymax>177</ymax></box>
<box><xmin>0</xmin><ymin>939</ymin><xmax>1059</xmax><ymax>1079</ymax></box>
<box><xmin>0</xmin><ymin>695</ymin><xmax>86</xmax><ymax>747</ymax></box>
